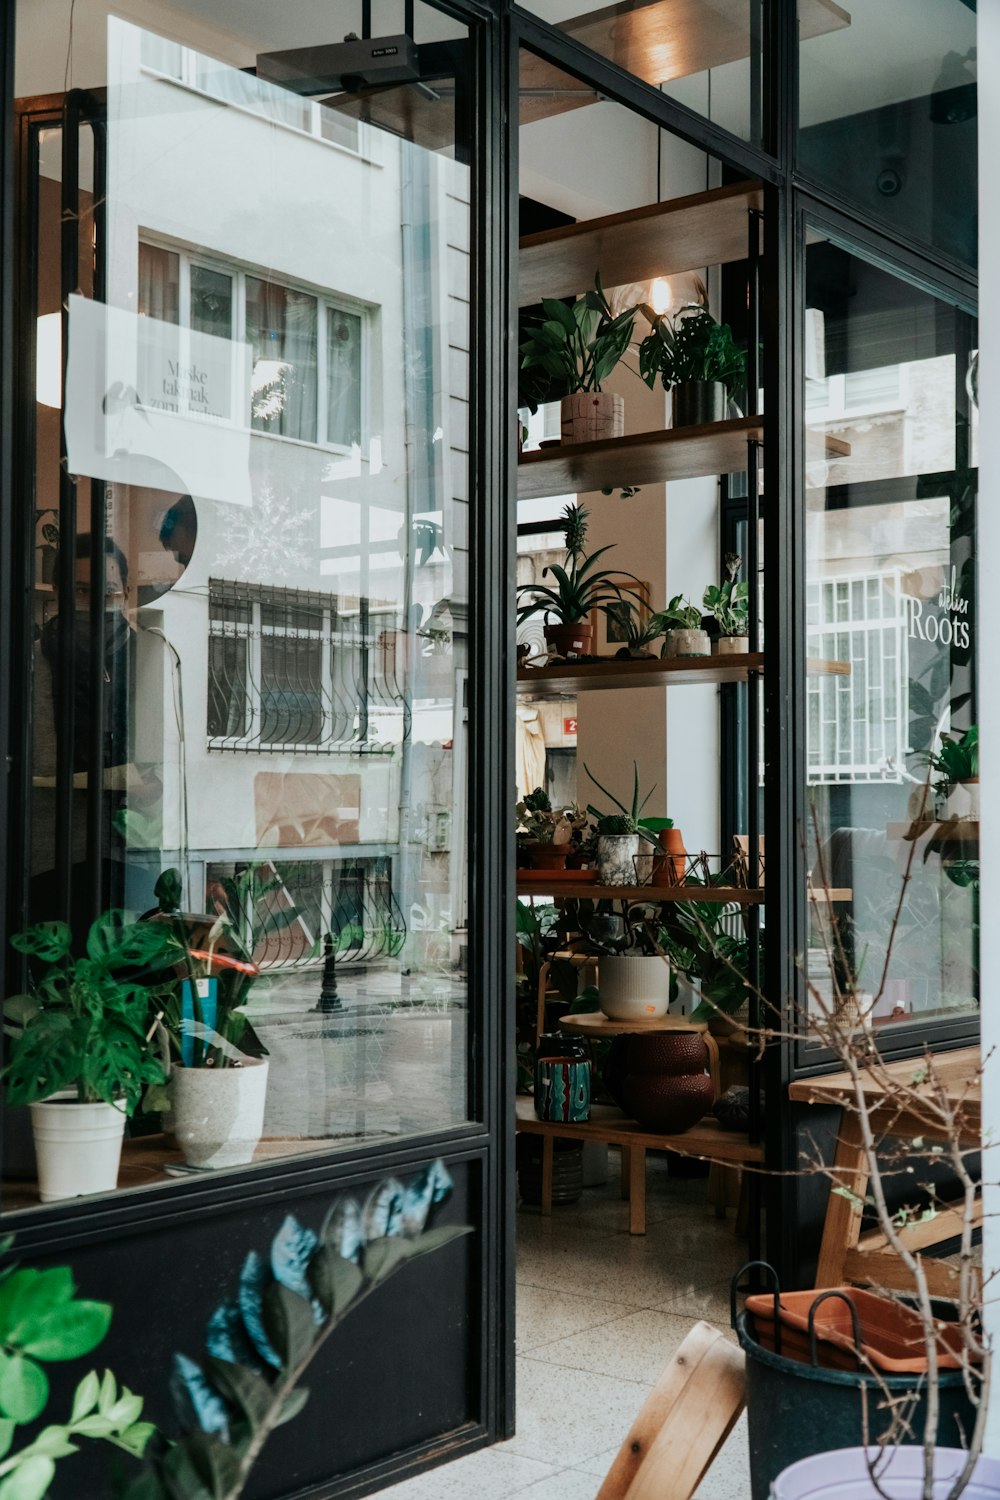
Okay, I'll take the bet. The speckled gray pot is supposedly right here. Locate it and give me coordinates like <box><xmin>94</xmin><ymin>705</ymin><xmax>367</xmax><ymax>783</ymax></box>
<box><xmin>597</xmin><ymin>833</ymin><xmax>639</xmax><ymax>886</ymax></box>
<box><xmin>172</xmin><ymin>1058</ymin><xmax>269</xmax><ymax>1170</ymax></box>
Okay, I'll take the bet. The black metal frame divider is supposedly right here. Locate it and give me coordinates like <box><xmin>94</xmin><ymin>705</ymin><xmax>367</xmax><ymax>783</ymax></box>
<box><xmin>0</xmin><ymin>0</ymin><xmax>983</xmax><ymax>1491</ymax></box>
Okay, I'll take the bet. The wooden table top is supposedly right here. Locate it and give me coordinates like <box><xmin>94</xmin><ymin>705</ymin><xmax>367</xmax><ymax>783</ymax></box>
<box><xmin>514</xmin><ymin>1097</ymin><xmax>764</xmax><ymax>1162</ymax></box>
<box><xmin>559</xmin><ymin>1012</ymin><xmax>708</xmax><ymax>1038</ymax></box>
<box><xmin>788</xmin><ymin>1044</ymin><xmax>981</xmax><ymax>1140</ymax></box>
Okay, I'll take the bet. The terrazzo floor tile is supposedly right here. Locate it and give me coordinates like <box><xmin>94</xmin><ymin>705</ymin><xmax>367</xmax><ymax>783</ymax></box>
<box><xmin>378</xmin><ymin>1445</ymin><xmax>557</xmax><ymax>1500</ymax></box>
<box><xmin>570</xmin><ymin>1447</ymin><xmax>621</xmax><ymax>1479</ymax></box>
<box><xmin>511</xmin><ymin>1469</ymin><xmax>603</xmax><ymax>1498</ymax></box>
<box><xmin>518</xmin><ymin>1233</ymin><xmax>741</xmax><ymax>1310</ymax></box>
<box><xmin>525</xmin><ymin>1306</ymin><xmax>700</xmax><ymax>1385</ymax></box>
<box><xmin>516</xmin><ymin>1283</ymin><xmax>635</xmax><ymax>1352</ymax></box>
<box><xmin>498</xmin><ymin>1356</ymin><xmax>647</xmax><ymax>1466</ymax></box>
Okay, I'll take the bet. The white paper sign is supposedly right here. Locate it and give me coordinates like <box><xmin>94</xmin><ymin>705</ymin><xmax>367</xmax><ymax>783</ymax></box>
<box><xmin>64</xmin><ymin>294</ymin><xmax>253</xmax><ymax>505</ymax></box>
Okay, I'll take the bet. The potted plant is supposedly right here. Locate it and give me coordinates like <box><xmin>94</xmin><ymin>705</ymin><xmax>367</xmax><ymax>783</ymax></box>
<box><xmin>519</xmin><ymin>272</ymin><xmax>636</xmax><ymax>444</ymax></box>
<box><xmin>704</xmin><ymin>552</ymin><xmax>750</xmax><ymax>655</ymax></box>
<box><xmin>659</xmin><ymin>885</ymin><xmax>755</xmax><ymax>1034</ymax></box>
<box><xmin>516</xmin><ymin>502</ymin><xmax>641</xmax><ymax>659</ymax></box>
<box><xmin>603</xmin><ymin>599</ymin><xmax>673</xmax><ymax>660</ymax></box>
<box><xmin>585</xmin><ymin>762</ymin><xmax>662</xmax><ymax>885</ymax></box>
<box><xmin>516</xmin><ymin>787</ymin><xmax>589</xmax><ymax>870</ymax></box>
<box><xmin>146</xmin><ymin>868</ymin><xmax>270</xmax><ymax>1172</ymax></box>
<box><xmin>660</xmin><ymin>595</ymin><xmax>711</xmax><ymax>657</ymax></box>
<box><xmin>1</xmin><ymin>913</ymin><xmax>178</xmax><ymax>1202</ymax></box>
<box><xmin>638</xmin><ymin>300</ymin><xmax>746</xmax><ymax>427</ymax></box>
<box><xmin>928</xmin><ymin>725</ymin><xmax>979</xmax><ymax>821</ymax></box>
<box><xmin>578</xmin><ymin>910</ymin><xmax>671</xmax><ymax>1021</ymax></box>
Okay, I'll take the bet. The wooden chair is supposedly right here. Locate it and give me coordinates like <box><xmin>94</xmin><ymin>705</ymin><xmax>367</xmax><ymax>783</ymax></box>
<box><xmin>596</xmin><ymin>1321</ymin><xmax>746</xmax><ymax>1500</ymax></box>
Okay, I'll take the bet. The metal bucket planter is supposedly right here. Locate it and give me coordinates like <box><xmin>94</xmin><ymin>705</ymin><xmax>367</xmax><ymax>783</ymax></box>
<box><xmin>733</xmin><ymin>1265</ymin><xmax>978</xmax><ymax>1500</ymax></box>
<box><xmin>772</xmin><ymin>1448</ymin><xmax>1000</xmax><ymax>1498</ymax></box>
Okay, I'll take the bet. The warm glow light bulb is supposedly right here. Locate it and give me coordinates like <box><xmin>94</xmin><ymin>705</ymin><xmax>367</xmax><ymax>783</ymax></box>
<box><xmin>650</xmin><ymin>277</ymin><xmax>671</xmax><ymax>315</ymax></box>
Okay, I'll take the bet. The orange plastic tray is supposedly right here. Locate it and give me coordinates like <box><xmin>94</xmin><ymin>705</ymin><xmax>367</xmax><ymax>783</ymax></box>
<box><xmin>746</xmin><ymin>1287</ymin><xmax>971</xmax><ymax>1374</ymax></box>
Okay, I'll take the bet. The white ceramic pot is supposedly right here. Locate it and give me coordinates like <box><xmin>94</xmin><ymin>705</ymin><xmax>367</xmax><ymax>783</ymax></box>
<box><xmin>940</xmin><ymin>779</ymin><xmax>979</xmax><ymax>821</ymax></box>
<box><xmin>716</xmin><ymin>635</ymin><xmax>749</xmax><ymax>655</ymax></box>
<box><xmin>665</xmin><ymin>628</ymin><xmax>710</xmax><ymax>658</ymax></box>
<box><xmin>172</xmin><ymin>1058</ymin><xmax>269</xmax><ymax>1170</ymax></box>
<box><xmin>597</xmin><ymin>833</ymin><xmax>639</xmax><ymax>886</ymax></box>
<box><xmin>598</xmin><ymin>955</ymin><xmax>671</xmax><ymax>1021</ymax></box>
<box><xmin>30</xmin><ymin>1094</ymin><xmax>126</xmax><ymax>1203</ymax></box>
<box><xmin>772</xmin><ymin>1446</ymin><xmax>1000</xmax><ymax>1498</ymax></box>
<box><xmin>560</xmin><ymin>391</ymin><xmax>624</xmax><ymax>445</ymax></box>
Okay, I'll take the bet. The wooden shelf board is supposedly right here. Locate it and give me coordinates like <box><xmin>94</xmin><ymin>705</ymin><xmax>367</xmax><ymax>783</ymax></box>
<box><xmin>519</xmin><ymin>180</ymin><xmax>762</xmax><ymax>306</ymax></box>
<box><xmin>516</xmin><ymin>882</ymin><xmax>764</xmax><ymax>904</ymax></box>
<box><xmin>517</xmin><ymin>415</ymin><xmax>763</xmax><ymax>500</ymax></box>
<box><xmin>520</xmin><ymin>0</ymin><xmax>849</xmax><ymax>128</ymax></box>
<box><xmin>516</xmin><ymin>654</ymin><xmax>848</xmax><ymax>697</ymax></box>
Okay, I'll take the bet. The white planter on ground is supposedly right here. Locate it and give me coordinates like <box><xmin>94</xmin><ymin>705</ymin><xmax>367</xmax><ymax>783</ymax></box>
<box><xmin>771</xmin><ymin>1447</ymin><xmax>1000</xmax><ymax>1498</ymax></box>
<box><xmin>560</xmin><ymin>391</ymin><xmax>624</xmax><ymax>445</ymax></box>
<box><xmin>939</xmin><ymin>779</ymin><xmax>979</xmax><ymax>821</ymax></box>
<box><xmin>597</xmin><ymin>833</ymin><xmax>639</xmax><ymax>886</ymax></box>
<box><xmin>716</xmin><ymin>635</ymin><xmax>749</xmax><ymax>655</ymax></box>
<box><xmin>664</xmin><ymin>628</ymin><xmax>710</xmax><ymax>657</ymax></box>
<box><xmin>30</xmin><ymin>1094</ymin><xmax>126</xmax><ymax>1203</ymax></box>
<box><xmin>172</xmin><ymin>1057</ymin><xmax>269</xmax><ymax>1170</ymax></box>
<box><xmin>598</xmin><ymin>955</ymin><xmax>671</xmax><ymax>1020</ymax></box>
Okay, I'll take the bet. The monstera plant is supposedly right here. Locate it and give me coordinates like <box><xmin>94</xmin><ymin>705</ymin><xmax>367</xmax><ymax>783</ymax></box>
<box><xmin>124</xmin><ymin>1160</ymin><xmax>470</xmax><ymax>1500</ymax></box>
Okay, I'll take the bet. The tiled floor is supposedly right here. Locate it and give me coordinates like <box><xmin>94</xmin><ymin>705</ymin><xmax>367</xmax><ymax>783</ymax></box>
<box><xmin>381</xmin><ymin>1149</ymin><xmax>751</xmax><ymax>1500</ymax></box>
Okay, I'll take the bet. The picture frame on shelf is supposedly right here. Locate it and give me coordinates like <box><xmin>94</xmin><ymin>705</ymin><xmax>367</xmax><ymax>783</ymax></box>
<box><xmin>591</xmin><ymin>577</ymin><xmax>651</xmax><ymax>653</ymax></box>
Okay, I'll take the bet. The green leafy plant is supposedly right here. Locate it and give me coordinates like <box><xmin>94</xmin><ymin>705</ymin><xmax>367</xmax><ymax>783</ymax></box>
<box><xmin>519</xmin><ymin>272</ymin><xmax>637</xmax><ymax>398</ymax></box>
<box><xmin>658</xmin><ymin>888</ymin><xmax>758</xmax><ymax>1021</ymax></box>
<box><xmin>660</xmin><ymin>595</ymin><xmax>704</xmax><ymax>633</ymax></box>
<box><xmin>584</xmin><ymin>762</ymin><xmax>665</xmax><ymax>846</ymax></box>
<box><xmin>637</xmin><ymin>302</ymin><xmax>746</xmax><ymax>397</ymax></box>
<box><xmin>515</xmin><ymin>788</ymin><xmax>589</xmax><ymax>846</ymax></box>
<box><xmin>603</xmin><ymin>601</ymin><xmax>674</xmax><ymax>658</ymax></box>
<box><xmin>927</xmin><ymin>726</ymin><xmax>978</xmax><ymax>789</ymax></box>
<box><xmin>124</xmin><ymin>1162</ymin><xmax>471</xmax><ymax>1500</ymax></box>
<box><xmin>516</xmin><ymin>504</ymin><xmax>641</xmax><ymax>628</ymax></box>
<box><xmin>703</xmin><ymin>552</ymin><xmax>749</xmax><ymax>637</ymax></box>
<box><xmin>0</xmin><ymin>1236</ymin><xmax>154</xmax><ymax>1498</ymax></box>
<box><xmin>2</xmin><ymin>915</ymin><xmax>179</xmax><ymax>1112</ymax></box>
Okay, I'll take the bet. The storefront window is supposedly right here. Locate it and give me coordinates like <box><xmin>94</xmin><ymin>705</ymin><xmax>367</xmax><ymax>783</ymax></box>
<box><xmin>798</xmin><ymin>0</ymin><xmax>978</xmax><ymax>269</ymax></box>
<box><xmin>804</xmin><ymin>233</ymin><xmax>978</xmax><ymax>1031</ymax></box>
<box><xmin>9</xmin><ymin>2</ymin><xmax>473</xmax><ymax>1207</ymax></box>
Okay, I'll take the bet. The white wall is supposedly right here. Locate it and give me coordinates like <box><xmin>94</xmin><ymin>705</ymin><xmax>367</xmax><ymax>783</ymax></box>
<box><xmin>976</xmin><ymin>0</ymin><xmax>999</xmax><ymax>1456</ymax></box>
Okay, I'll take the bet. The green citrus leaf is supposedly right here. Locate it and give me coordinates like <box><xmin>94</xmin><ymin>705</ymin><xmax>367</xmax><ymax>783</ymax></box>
<box><xmin>0</xmin><ymin>1355</ymin><xmax>48</xmax><ymax>1424</ymax></box>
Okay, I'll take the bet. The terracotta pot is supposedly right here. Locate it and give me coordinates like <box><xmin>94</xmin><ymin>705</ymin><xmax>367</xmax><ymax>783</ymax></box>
<box><xmin>621</xmin><ymin>1033</ymin><xmax>713</xmax><ymax>1133</ymax></box>
<box><xmin>560</xmin><ymin>391</ymin><xmax>624</xmax><ymax>445</ymax></box>
<box><xmin>716</xmin><ymin>635</ymin><xmax>749</xmax><ymax>655</ymax></box>
<box><xmin>545</xmin><ymin>621</ymin><xmax>594</xmax><ymax>658</ymax></box>
<box><xmin>658</xmin><ymin>827</ymin><xmax>687</xmax><ymax>884</ymax></box>
<box><xmin>529</xmin><ymin>843</ymin><xmax>570</xmax><ymax>871</ymax></box>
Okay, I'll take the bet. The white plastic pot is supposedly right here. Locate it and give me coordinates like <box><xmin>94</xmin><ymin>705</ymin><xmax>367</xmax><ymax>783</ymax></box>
<box><xmin>172</xmin><ymin>1058</ymin><xmax>269</xmax><ymax>1170</ymax></box>
<box><xmin>665</xmin><ymin>628</ymin><xmax>710</xmax><ymax>657</ymax></box>
<box><xmin>716</xmin><ymin>635</ymin><xmax>749</xmax><ymax>655</ymax></box>
<box><xmin>561</xmin><ymin>391</ymin><xmax>624</xmax><ymax>445</ymax></box>
<box><xmin>771</xmin><ymin>1447</ymin><xmax>1000</xmax><ymax>1498</ymax></box>
<box><xmin>597</xmin><ymin>833</ymin><xmax>639</xmax><ymax>886</ymax></box>
<box><xmin>598</xmin><ymin>955</ymin><xmax>671</xmax><ymax>1020</ymax></box>
<box><xmin>940</xmin><ymin>779</ymin><xmax>979</xmax><ymax>822</ymax></box>
<box><xmin>30</xmin><ymin>1094</ymin><xmax>126</xmax><ymax>1203</ymax></box>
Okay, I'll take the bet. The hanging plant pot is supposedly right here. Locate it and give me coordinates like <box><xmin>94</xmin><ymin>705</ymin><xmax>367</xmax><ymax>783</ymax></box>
<box><xmin>664</xmin><ymin>627</ymin><xmax>710</xmax><ymax>657</ymax></box>
<box><xmin>672</xmin><ymin>380</ymin><xmax>726</xmax><ymax>427</ymax></box>
<box><xmin>30</xmin><ymin>1094</ymin><xmax>126</xmax><ymax>1203</ymax></box>
<box><xmin>172</xmin><ymin>1058</ymin><xmax>269</xmax><ymax>1171</ymax></box>
<box><xmin>716</xmin><ymin>635</ymin><xmax>749</xmax><ymax>656</ymax></box>
<box><xmin>545</xmin><ymin>621</ymin><xmax>594</xmax><ymax>658</ymax></box>
<box><xmin>598</xmin><ymin>955</ymin><xmax>670</xmax><ymax>1021</ymax></box>
<box><xmin>772</xmin><ymin>1447</ymin><xmax>1000</xmax><ymax>1499</ymax></box>
<box><xmin>596</xmin><ymin>832</ymin><xmax>639</xmax><ymax>885</ymax></box>
<box><xmin>561</xmin><ymin>391</ymin><xmax>624</xmax><ymax>445</ymax></box>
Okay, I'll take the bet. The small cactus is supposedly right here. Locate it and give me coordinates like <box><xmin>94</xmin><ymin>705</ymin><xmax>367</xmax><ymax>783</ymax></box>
<box><xmin>598</xmin><ymin>814</ymin><xmax>637</xmax><ymax>836</ymax></box>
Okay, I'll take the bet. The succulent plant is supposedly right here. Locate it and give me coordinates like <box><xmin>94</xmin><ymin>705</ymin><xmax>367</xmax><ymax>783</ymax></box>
<box><xmin>597</xmin><ymin>814</ymin><xmax>637</xmax><ymax>836</ymax></box>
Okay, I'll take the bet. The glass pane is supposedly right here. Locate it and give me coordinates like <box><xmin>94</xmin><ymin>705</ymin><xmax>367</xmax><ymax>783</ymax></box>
<box><xmin>11</xmin><ymin>0</ymin><xmax>473</xmax><ymax>1209</ymax></box>
<box><xmin>517</xmin><ymin>0</ymin><xmax>761</xmax><ymax>144</ymax></box>
<box><xmin>798</xmin><ymin>0</ymin><xmax>977</xmax><ymax>269</ymax></box>
<box><xmin>246</xmin><ymin>277</ymin><xmax>319</xmax><ymax>443</ymax></box>
<box><xmin>804</xmin><ymin>233</ymin><xmax>978</xmax><ymax>1035</ymax></box>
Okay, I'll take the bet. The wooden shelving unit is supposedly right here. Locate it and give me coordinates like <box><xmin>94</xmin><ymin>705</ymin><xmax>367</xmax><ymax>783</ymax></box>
<box><xmin>516</xmin><ymin>653</ymin><xmax>849</xmax><ymax>697</ymax></box>
<box><xmin>516</xmin><ymin>880</ymin><xmax>764</xmax><ymax>905</ymax></box>
<box><xmin>520</xmin><ymin>180</ymin><xmax>763</xmax><ymax>306</ymax></box>
<box><xmin>518</xmin><ymin>415</ymin><xmax>763</xmax><ymax>500</ymax></box>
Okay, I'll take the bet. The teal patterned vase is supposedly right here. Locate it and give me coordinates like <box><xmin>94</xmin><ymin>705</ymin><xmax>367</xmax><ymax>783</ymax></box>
<box><xmin>534</xmin><ymin>1034</ymin><xmax>591</xmax><ymax>1123</ymax></box>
